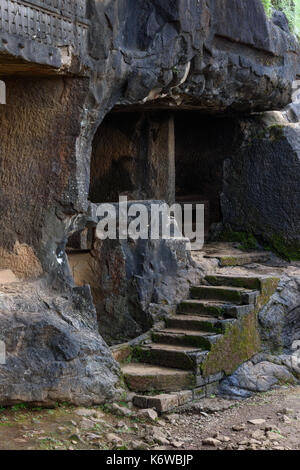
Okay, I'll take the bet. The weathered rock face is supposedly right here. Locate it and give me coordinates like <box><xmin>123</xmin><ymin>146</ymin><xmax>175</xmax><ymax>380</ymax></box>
<box><xmin>0</xmin><ymin>76</ymin><xmax>90</xmax><ymax>279</ymax></box>
<box><xmin>0</xmin><ymin>1</ymin><xmax>300</xmax><ymax>404</ymax></box>
<box><xmin>259</xmin><ymin>274</ymin><xmax>300</xmax><ymax>353</ymax></box>
<box><xmin>221</xmin><ymin>113</ymin><xmax>300</xmax><ymax>259</ymax></box>
<box><xmin>88</xmin><ymin>0</ymin><xmax>299</xmax><ymax>114</ymax></box>
<box><xmin>0</xmin><ymin>282</ymin><xmax>119</xmax><ymax>405</ymax></box>
<box><xmin>93</xmin><ymin>236</ymin><xmax>202</xmax><ymax>345</ymax></box>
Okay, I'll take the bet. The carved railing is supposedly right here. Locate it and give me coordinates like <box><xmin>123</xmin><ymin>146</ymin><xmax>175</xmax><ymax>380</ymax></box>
<box><xmin>0</xmin><ymin>0</ymin><xmax>88</xmax><ymax>54</ymax></box>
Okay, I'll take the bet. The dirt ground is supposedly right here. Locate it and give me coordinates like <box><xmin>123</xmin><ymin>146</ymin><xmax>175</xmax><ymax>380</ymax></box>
<box><xmin>0</xmin><ymin>385</ymin><xmax>300</xmax><ymax>451</ymax></box>
<box><xmin>168</xmin><ymin>386</ymin><xmax>300</xmax><ymax>450</ymax></box>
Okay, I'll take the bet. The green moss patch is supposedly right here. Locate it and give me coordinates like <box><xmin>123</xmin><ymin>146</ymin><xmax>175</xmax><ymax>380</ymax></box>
<box><xmin>201</xmin><ymin>277</ymin><xmax>280</xmax><ymax>377</ymax></box>
<box><xmin>201</xmin><ymin>311</ymin><xmax>259</xmax><ymax>377</ymax></box>
<box><xmin>205</xmin><ymin>275</ymin><xmax>262</xmax><ymax>290</ymax></box>
<box><xmin>219</xmin><ymin>227</ymin><xmax>258</xmax><ymax>251</ymax></box>
<box><xmin>264</xmin><ymin>234</ymin><xmax>300</xmax><ymax>261</ymax></box>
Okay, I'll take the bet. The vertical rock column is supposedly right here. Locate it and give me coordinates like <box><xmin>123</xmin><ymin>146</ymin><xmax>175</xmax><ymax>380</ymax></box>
<box><xmin>147</xmin><ymin>113</ymin><xmax>175</xmax><ymax>205</ymax></box>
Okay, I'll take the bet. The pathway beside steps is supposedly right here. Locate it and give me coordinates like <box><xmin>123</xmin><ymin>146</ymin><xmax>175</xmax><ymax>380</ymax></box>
<box><xmin>119</xmin><ymin>264</ymin><xmax>280</xmax><ymax>412</ymax></box>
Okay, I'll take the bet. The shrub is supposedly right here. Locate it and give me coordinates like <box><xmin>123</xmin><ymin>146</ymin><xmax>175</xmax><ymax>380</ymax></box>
<box><xmin>262</xmin><ymin>0</ymin><xmax>272</xmax><ymax>16</ymax></box>
<box><xmin>262</xmin><ymin>0</ymin><xmax>300</xmax><ymax>35</ymax></box>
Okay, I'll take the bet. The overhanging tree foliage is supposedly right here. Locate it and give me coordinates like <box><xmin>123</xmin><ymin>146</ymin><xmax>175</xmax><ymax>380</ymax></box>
<box><xmin>262</xmin><ymin>0</ymin><xmax>300</xmax><ymax>34</ymax></box>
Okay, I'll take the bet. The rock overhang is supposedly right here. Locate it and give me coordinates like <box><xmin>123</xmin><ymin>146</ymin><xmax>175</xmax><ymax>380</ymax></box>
<box><xmin>86</xmin><ymin>0</ymin><xmax>300</xmax><ymax>114</ymax></box>
<box><xmin>0</xmin><ymin>0</ymin><xmax>299</xmax><ymax>112</ymax></box>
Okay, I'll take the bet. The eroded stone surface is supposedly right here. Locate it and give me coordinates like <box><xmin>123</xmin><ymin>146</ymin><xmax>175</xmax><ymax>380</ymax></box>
<box><xmin>220</xmin><ymin>358</ymin><xmax>297</xmax><ymax>395</ymax></box>
<box><xmin>0</xmin><ymin>281</ymin><xmax>119</xmax><ymax>405</ymax></box>
<box><xmin>221</xmin><ymin>114</ymin><xmax>300</xmax><ymax>255</ymax></box>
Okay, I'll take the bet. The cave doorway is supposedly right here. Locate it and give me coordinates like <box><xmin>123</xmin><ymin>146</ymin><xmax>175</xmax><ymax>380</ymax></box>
<box><xmin>175</xmin><ymin>112</ymin><xmax>237</xmax><ymax>240</ymax></box>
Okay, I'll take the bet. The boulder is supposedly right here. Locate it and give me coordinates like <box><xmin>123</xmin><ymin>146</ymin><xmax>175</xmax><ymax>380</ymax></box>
<box><xmin>0</xmin><ymin>282</ymin><xmax>119</xmax><ymax>405</ymax></box>
<box><xmin>258</xmin><ymin>274</ymin><xmax>300</xmax><ymax>353</ymax></box>
<box><xmin>137</xmin><ymin>408</ymin><xmax>158</xmax><ymax>422</ymax></box>
<box><xmin>221</xmin><ymin>359</ymin><xmax>297</xmax><ymax>394</ymax></box>
<box><xmin>88</xmin><ymin>201</ymin><xmax>202</xmax><ymax>345</ymax></box>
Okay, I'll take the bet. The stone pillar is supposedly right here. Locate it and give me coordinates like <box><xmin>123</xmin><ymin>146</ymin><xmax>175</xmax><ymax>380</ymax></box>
<box><xmin>147</xmin><ymin>113</ymin><xmax>175</xmax><ymax>205</ymax></box>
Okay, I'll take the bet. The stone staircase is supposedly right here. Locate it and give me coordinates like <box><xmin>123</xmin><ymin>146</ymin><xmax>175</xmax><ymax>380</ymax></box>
<box><xmin>119</xmin><ymin>274</ymin><xmax>279</xmax><ymax>412</ymax></box>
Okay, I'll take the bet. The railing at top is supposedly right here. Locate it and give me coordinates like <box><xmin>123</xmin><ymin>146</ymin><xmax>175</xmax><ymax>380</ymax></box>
<box><xmin>28</xmin><ymin>0</ymin><xmax>87</xmax><ymax>18</ymax></box>
<box><xmin>0</xmin><ymin>0</ymin><xmax>88</xmax><ymax>55</ymax></box>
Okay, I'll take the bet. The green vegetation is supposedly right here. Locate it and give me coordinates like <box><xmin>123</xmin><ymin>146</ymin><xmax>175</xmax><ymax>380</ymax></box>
<box><xmin>264</xmin><ymin>234</ymin><xmax>300</xmax><ymax>261</ymax></box>
<box><xmin>262</xmin><ymin>0</ymin><xmax>300</xmax><ymax>35</ymax></box>
<box><xmin>219</xmin><ymin>227</ymin><xmax>258</xmax><ymax>251</ymax></box>
<box><xmin>262</xmin><ymin>0</ymin><xmax>272</xmax><ymax>15</ymax></box>
<box><xmin>218</xmin><ymin>225</ymin><xmax>300</xmax><ymax>261</ymax></box>
<box><xmin>11</xmin><ymin>403</ymin><xmax>27</xmax><ymax>411</ymax></box>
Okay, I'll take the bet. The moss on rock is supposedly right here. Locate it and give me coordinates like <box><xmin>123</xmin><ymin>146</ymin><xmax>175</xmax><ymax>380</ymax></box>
<box><xmin>265</xmin><ymin>234</ymin><xmax>300</xmax><ymax>261</ymax></box>
<box><xmin>201</xmin><ymin>277</ymin><xmax>280</xmax><ymax>377</ymax></box>
<box><xmin>219</xmin><ymin>227</ymin><xmax>258</xmax><ymax>251</ymax></box>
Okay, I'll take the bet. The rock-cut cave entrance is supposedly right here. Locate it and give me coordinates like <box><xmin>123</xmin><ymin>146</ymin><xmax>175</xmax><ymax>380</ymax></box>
<box><xmin>87</xmin><ymin>109</ymin><xmax>238</xmax><ymax>241</ymax></box>
<box><xmin>67</xmin><ymin>110</ymin><xmax>240</xmax><ymax>287</ymax></box>
<box><xmin>66</xmin><ymin>107</ymin><xmax>240</xmax><ymax>344</ymax></box>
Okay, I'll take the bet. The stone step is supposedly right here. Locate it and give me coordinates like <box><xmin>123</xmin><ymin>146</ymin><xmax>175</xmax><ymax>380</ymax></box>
<box><xmin>166</xmin><ymin>314</ymin><xmax>231</xmax><ymax>333</ymax></box>
<box><xmin>205</xmin><ymin>275</ymin><xmax>262</xmax><ymax>290</ymax></box>
<box><xmin>134</xmin><ymin>343</ymin><xmax>208</xmax><ymax>371</ymax></box>
<box><xmin>133</xmin><ymin>390</ymin><xmax>193</xmax><ymax>413</ymax></box>
<box><xmin>190</xmin><ymin>285</ymin><xmax>258</xmax><ymax>305</ymax></box>
<box><xmin>204</xmin><ymin>251</ymin><xmax>271</xmax><ymax>266</ymax></box>
<box><xmin>122</xmin><ymin>363</ymin><xmax>195</xmax><ymax>392</ymax></box>
<box><xmin>152</xmin><ymin>328</ymin><xmax>221</xmax><ymax>349</ymax></box>
<box><xmin>177</xmin><ymin>299</ymin><xmax>254</xmax><ymax>318</ymax></box>
<box><xmin>0</xmin><ymin>269</ymin><xmax>18</xmax><ymax>284</ymax></box>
